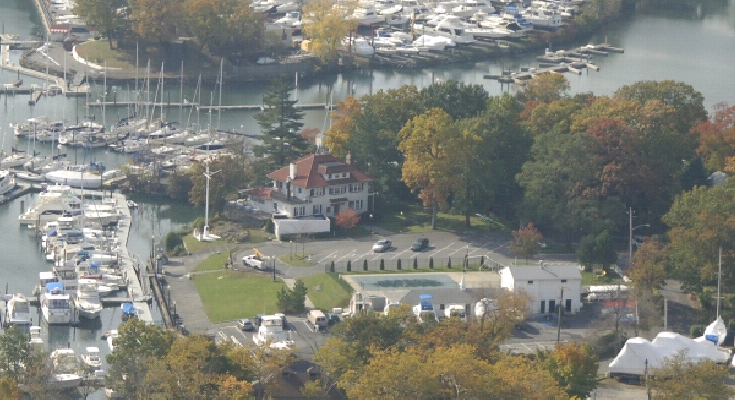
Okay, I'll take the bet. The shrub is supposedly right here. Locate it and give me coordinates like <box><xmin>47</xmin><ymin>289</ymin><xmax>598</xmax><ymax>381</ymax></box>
<box><xmin>690</xmin><ymin>324</ymin><xmax>704</xmax><ymax>338</ymax></box>
<box><xmin>346</xmin><ymin>260</ymin><xmax>352</xmax><ymax>272</ymax></box>
<box><xmin>447</xmin><ymin>258</ymin><xmax>452</xmax><ymax>269</ymax></box>
<box><xmin>413</xmin><ymin>257</ymin><xmax>418</xmax><ymax>269</ymax></box>
<box><xmin>263</xmin><ymin>219</ymin><xmax>275</xmax><ymax>234</ymax></box>
<box><xmin>330</xmin><ymin>261</ymin><xmax>335</xmax><ymax>272</ymax></box>
<box><xmin>379</xmin><ymin>259</ymin><xmax>385</xmax><ymax>270</ymax></box>
<box><xmin>396</xmin><ymin>259</ymin><xmax>401</xmax><ymax>270</ymax></box>
<box><xmin>363</xmin><ymin>259</ymin><xmax>368</xmax><ymax>271</ymax></box>
<box><xmin>164</xmin><ymin>231</ymin><xmax>184</xmax><ymax>254</ymax></box>
<box><xmin>429</xmin><ymin>257</ymin><xmax>434</xmax><ymax>269</ymax></box>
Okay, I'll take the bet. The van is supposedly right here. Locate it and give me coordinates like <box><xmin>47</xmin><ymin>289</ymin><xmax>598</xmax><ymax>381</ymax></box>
<box><xmin>308</xmin><ymin>309</ymin><xmax>327</xmax><ymax>331</ymax></box>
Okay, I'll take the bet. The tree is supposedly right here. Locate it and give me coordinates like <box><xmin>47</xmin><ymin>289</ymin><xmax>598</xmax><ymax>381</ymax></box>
<box><xmin>0</xmin><ymin>326</ymin><xmax>35</xmax><ymax>382</ymax></box>
<box><xmin>576</xmin><ymin>230</ymin><xmax>617</xmax><ymax>272</ymax></box>
<box><xmin>614</xmin><ymin>80</ymin><xmax>707</xmax><ymax>135</ymax></box>
<box><xmin>648</xmin><ymin>353</ymin><xmax>734</xmax><ymax>400</ymax></box>
<box><xmin>247</xmin><ymin>343</ymin><xmax>294</xmax><ymax>399</ymax></box>
<box><xmin>276</xmin><ymin>280</ymin><xmax>307</xmax><ymax>314</ymax></box>
<box><xmin>301</xmin><ymin>0</ymin><xmax>357</xmax><ymax>62</ymax></box>
<box><xmin>106</xmin><ymin>319</ymin><xmax>176</xmax><ymax>399</ymax></box>
<box><xmin>189</xmin><ymin>155</ymin><xmax>251</xmax><ymax>211</ymax></box>
<box><xmin>399</xmin><ymin>108</ymin><xmax>463</xmax><ymax>229</ymax></box>
<box><xmin>419</xmin><ymin>80</ymin><xmax>489</xmax><ymax>120</ymax></box>
<box><xmin>539</xmin><ymin>342</ymin><xmax>599</xmax><ymax>398</ymax></box>
<box><xmin>630</xmin><ymin>238</ymin><xmax>667</xmax><ymax>296</ymax></box>
<box><xmin>166</xmin><ymin>169</ymin><xmax>194</xmax><ymax>202</ymax></box>
<box><xmin>130</xmin><ymin>0</ymin><xmax>182</xmax><ymax>47</ymax></box>
<box><xmin>325</xmin><ymin>96</ymin><xmax>361</xmax><ymax>158</ymax></box>
<box><xmin>694</xmin><ymin>102</ymin><xmax>735</xmax><ymax>171</ymax></box>
<box><xmin>72</xmin><ymin>0</ymin><xmax>127</xmax><ymax>48</ymax></box>
<box><xmin>511</xmin><ymin>222</ymin><xmax>543</xmax><ymax>261</ymax></box>
<box><xmin>518</xmin><ymin>73</ymin><xmax>570</xmax><ymax>103</ymax></box>
<box><xmin>0</xmin><ymin>376</ymin><xmax>18</xmax><ymax>400</ymax></box>
<box><xmin>486</xmin><ymin>356</ymin><xmax>568</xmax><ymax>399</ymax></box>
<box><xmin>184</xmin><ymin>0</ymin><xmax>265</xmax><ymax>60</ymax></box>
<box><xmin>523</xmin><ymin>98</ymin><xmax>586</xmax><ymax>137</ymax></box>
<box><xmin>253</xmin><ymin>75</ymin><xmax>307</xmax><ymax>171</ymax></box>
<box><xmin>663</xmin><ymin>178</ymin><xmax>735</xmax><ymax>291</ymax></box>
<box><xmin>335</xmin><ymin>208</ymin><xmax>360</xmax><ymax>230</ymax></box>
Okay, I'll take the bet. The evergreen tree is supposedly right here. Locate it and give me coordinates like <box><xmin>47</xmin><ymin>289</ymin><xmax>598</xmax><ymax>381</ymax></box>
<box><xmin>253</xmin><ymin>75</ymin><xmax>308</xmax><ymax>170</ymax></box>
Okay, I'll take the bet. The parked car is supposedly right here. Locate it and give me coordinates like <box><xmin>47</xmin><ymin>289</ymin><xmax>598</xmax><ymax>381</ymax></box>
<box><xmin>372</xmin><ymin>239</ymin><xmax>392</xmax><ymax>253</ymax></box>
<box><xmin>411</xmin><ymin>237</ymin><xmax>429</xmax><ymax>252</ymax></box>
<box><xmin>237</xmin><ymin>318</ymin><xmax>255</xmax><ymax>331</ymax></box>
<box><xmin>327</xmin><ymin>313</ymin><xmax>341</xmax><ymax>326</ymax></box>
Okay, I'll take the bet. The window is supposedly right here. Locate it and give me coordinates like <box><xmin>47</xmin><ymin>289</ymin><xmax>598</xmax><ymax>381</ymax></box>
<box><xmin>355</xmin><ymin>200</ymin><xmax>363</xmax><ymax>210</ymax></box>
<box><xmin>349</xmin><ymin>200</ymin><xmax>354</xmax><ymax>208</ymax></box>
<box><xmin>326</xmin><ymin>207</ymin><xmax>331</xmax><ymax>213</ymax></box>
<box><xmin>527</xmin><ymin>280</ymin><xmax>533</xmax><ymax>284</ymax></box>
<box><xmin>298</xmin><ymin>188</ymin><xmax>302</xmax><ymax>194</ymax></box>
<box><xmin>439</xmin><ymin>304</ymin><xmax>445</xmax><ymax>310</ymax></box>
<box><xmin>312</xmin><ymin>205</ymin><xmax>322</xmax><ymax>215</ymax></box>
<box><xmin>310</xmin><ymin>189</ymin><xmax>314</xmax><ymax>196</ymax></box>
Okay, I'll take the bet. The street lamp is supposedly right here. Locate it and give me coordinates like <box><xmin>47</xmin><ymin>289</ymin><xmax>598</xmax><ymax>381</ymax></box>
<box><xmin>628</xmin><ymin>207</ymin><xmax>650</xmax><ymax>269</ymax></box>
<box><xmin>369</xmin><ymin>214</ymin><xmax>373</xmax><ymax>234</ymax></box>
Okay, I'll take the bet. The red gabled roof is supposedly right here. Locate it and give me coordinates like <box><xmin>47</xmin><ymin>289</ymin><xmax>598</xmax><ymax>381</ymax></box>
<box><xmin>247</xmin><ymin>187</ymin><xmax>276</xmax><ymax>200</ymax></box>
<box><xmin>267</xmin><ymin>154</ymin><xmax>373</xmax><ymax>189</ymax></box>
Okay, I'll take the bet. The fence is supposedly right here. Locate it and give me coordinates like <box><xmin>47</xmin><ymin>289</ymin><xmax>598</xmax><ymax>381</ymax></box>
<box><xmin>321</xmin><ymin>255</ymin><xmax>507</xmax><ymax>274</ymax></box>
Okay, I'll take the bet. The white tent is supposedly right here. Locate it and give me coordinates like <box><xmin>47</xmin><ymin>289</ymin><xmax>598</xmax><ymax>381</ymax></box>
<box><xmin>609</xmin><ymin>332</ymin><xmax>730</xmax><ymax>376</ymax></box>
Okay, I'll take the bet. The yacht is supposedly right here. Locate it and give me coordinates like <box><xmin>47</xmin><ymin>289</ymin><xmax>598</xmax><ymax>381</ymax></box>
<box><xmin>350</xmin><ymin>7</ymin><xmax>385</xmax><ymax>25</ymax></box>
<box><xmin>80</xmin><ymin>346</ymin><xmax>102</xmax><ymax>372</ymax></box>
<box><xmin>412</xmin><ymin>294</ymin><xmax>436</xmax><ymax>322</ymax></box>
<box><xmin>18</xmin><ymin>184</ymin><xmax>83</xmax><ymax>227</ymax></box>
<box><xmin>121</xmin><ymin>302</ymin><xmax>137</xmax><ymax>321</ymax></box>
<box><xmin>0</xmin><ymin>170</ymin><xmax>16</xmax><ymax>197</ymax></box>
<box><xmin>252</xmin><ymin>314</ymin><xmax>294</xmax><ymax>350</ymax></box>
<box><xmin>4</xmin><ymin>293</ymin><xmax>33</xmax><ymax>327</ymax></box>
<box><xmin>75</xmin><ymin>279</ymin><xmax>103</xmax><ymax>319</ymax></box>
<box><xmin>522</xmin><ymin>7</ymin><xmax>562</xmax><ymax>30</ymax></box>
<box><xmin>29</xmin><ymin>325</ymin><xmax>44</xmax><ymax>349</ymax></box>
<box><xmin>338</xmin><ymin>37</ymin><xmax>375</xmax><ymax>57</ymax></box>
<box><xmin>40</xmin><ymin>282</ymin><xmax>73</xmax><ymax>325</ymax></box>
<box><xmin>415</xmin><ymin>15</ymin><xmax>476</xmax><ymax>44</ymax></box>
<box><xmin>0</xmin><ymin>149</ymin><xmax>30</xmax><ymax>169</ymax></box>
<box><xmin>50</xmin><ymin>348</ymin><xmax>83</xmax><ymax>389</ymax></box>
<box><xmin>45</xmin><ymin>168</ymin><xmax>104</xmax><ymax>189</ymax></box>
<box><xmin>106</xmin><ymin>329</ymin><xmax>119</xmax><ymax>352</ymax></box>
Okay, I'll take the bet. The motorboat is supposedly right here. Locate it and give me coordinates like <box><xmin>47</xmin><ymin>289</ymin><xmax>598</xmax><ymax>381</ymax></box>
<box><xmin>415</xmin><ymin>15</ymin><xmax>475</xmax><ymax>44</ymax></box>
<box><xmin>252</xmin><ymin>314</ymin><xmax>294</xmax><ymax>350</ymax></box>
<box><xmin>106</xmin><ymin>329</ymin><xmax>119</xmax><ymax>352</ymax></box>
<box><xmin>40</xmin><ymin>282</ymin><xmax>72</xmax><ymax>325</ymax></box>
<box><xmin>451</xmin><ymin>0</ymin><xmax>495</xmax><ymax>18</ymax></box>
<box><xmin>75</xmin><ymin>279</ymin><xmax>103</xmax><ymax>319</ymax></box>
<box><xmin>412</xmin><ymin>35</ymin><xmax>456</xmax><ymax>52</ymax></box>
<box><xmin>339</xmin><ymin>37</ymin><xmax>375</xmax><ymax>57</ymax></box>
<box><xmin>522</xmin><ymin>7</ymin><xmax>562</xmax><ymax>30</ymax></box>
<box><xmin>29</xmin><ymin>325</ymin><xmax>44</xmax><ymax>349</ymax></box>
<box><xmin>350</xmin><ymin>7</ymin><xmax>384</xmax><ymax>25</ymax></box>
<box><xmin>18</xmin><ymin>184</ymin><xmax>83</xmax><ymax>226</ymax></box>
<box><xmin>0</xmin><ymin>149</ymin><xmax>30</xmax><ymax>169</ymax></box>
<box><xmin>4</xmin><ymin>293</ymin><xmax>33</xmax><ymax>327</ymax></box>
<box><xmin>50</xmin><ymin>348</ymin><xmax>83</xmax><ymax>389</ymax></box>
<box><xmin>0</xmin><ymin>169</ymin><xmax>16</xmax><ymax>196</ymax></box>
<box><xmin>45</xmin><ymin>168</ymin><xmax>104</xmax><ymax>189</ymax></box>
<box><xmin>126</xmin><ymin>200</ymin><xmax>138</xmax><ymax>209</ymax></box>
<box><xmin>80</xmin><ymin>346</ymin><xmax>102</xmax><ymax>372</ymax></box>
<box><xmin>413</xmin><ymin>294</ymin><xmax>436</xmax><ymax>322</ymax></box>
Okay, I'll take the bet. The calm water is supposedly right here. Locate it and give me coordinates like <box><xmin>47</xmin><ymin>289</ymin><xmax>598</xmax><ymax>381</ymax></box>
<box><xmin>0</xmin><ymin>0</ymin><xmax>734</xmax><ymax>395</ymax></box>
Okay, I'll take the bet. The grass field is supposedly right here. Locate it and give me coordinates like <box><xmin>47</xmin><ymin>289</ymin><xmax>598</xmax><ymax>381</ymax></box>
<box><xmin>183</xmin><ymin>234</ymin><xmax>232</xmax><ymax>254</ymax></box>
<box><xmin>193</xmin><ymin>270</ymin><xmax>286</xmax><ymax>323</ymax></box>
<box><xmin>378</xmin><ymin>205</ymin><xmax>507</xmax><ymax>233</ymax></box>
<box><xmin>581</xmin><ymin>270</ymin><xmax>625</xmax><ymax>286</ymax></box>
<box><xmin>193</xmin><ymin>251</ymin><xmax>231</xmax><ymax>272</ymax></box>
<box><xmin>299</xmin><ymin>273</ymin><xmax>353</xmax><ymax>311</ymax></box>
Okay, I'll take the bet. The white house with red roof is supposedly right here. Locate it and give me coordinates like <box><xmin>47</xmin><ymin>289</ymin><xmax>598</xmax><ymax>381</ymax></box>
<box><xmin>247</xmin><ymin>153</ymin><xmax>373</xmax><ymax>234</ymax></box>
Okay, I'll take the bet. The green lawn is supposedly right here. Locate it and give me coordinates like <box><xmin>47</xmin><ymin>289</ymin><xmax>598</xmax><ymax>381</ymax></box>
<box><xmin>183</xmin><ymin>234</ymin><xmax>231</xmax><ymax>254</ymax></box>
<box><xmin>193</xmin><ymin>270</ymin><xmax>286</xmax><ymax>323</ymax></box>
<box><xmin>377</xmin><ymin>205</ymin><xmax>507</xmax><ymax>233</ymax></box>
<box><xmin>581</xmin><ymin>270</ymin><xmax>625</xmax><ymax>286</ymax></box>
<box><xmin>193</xmin><ymin>252</ymin><xmax>231</xmax><ymax>272</ymax></box>
<box><xmin>299</xmin><ymin>273</ymin><xmax>353</xmax><ymax>311</ymax></box>
<box><xmin>279</xmin><ymin>254</ymin><xmax>316</xmax><ymax>266</ymax></box>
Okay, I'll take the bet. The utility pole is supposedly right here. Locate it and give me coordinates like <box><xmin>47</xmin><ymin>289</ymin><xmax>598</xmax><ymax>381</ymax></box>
<box><xmin>557</xmin><ymin>286</ymin><xmax>564</xmax><ymax>343</ymax></box>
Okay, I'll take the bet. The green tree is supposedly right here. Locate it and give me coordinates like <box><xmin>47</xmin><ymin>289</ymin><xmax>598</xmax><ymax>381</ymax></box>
<box><xmin>130</xmin><ymin>0</ymin><xmax>182</xmax><ymax>48</ymax></box>
<box><xmin>165</xmin><ymin>169</ymin><xmax>194</xmax><ymax>201</ymax></box>
<box><xmin>106</xmin><ymin>319</ymin><xmax>176</xmax><ymax>399</ymax></box>
<box><xmin>522</xmin><ymin>97</ymin><xmax>586</xmax><ymax>137</ymax></box>
<box><xmin>419</xmin><ymin>80</ymin><xmax>489</xmax><ymax>120</ymax></box>
<box><xmin>576</xmin><ymin>230</ymin><xmax>617</xmax><ymax>272</ymax></box>
<box><xmin>301</xmin><ymin>0</ymin><xmax>356</xmax><ymax>62</ymax></box>
<box><xmin>0</xmin><ymin>375</ymin><xmax>18</xmax><ymax>400</ymax></box>
<box><xmin>0</xmin><ymin>326</ymin><xmax>34</xmax><ymax>382</ymax></box>
<box><xmin>276</xmin><ymin>280</ymin><xmax>307</xmax><ymax>313</ymax></box>
<box><xmin>539</xmin><ymin>342</ymin><xmax>599</xmax><ymax>398</ymax></box>
<box><xmin>253</xmin><ymin>75</ymin><xmax>307</xmax><ymax>171</ymax></box>
<box><xmin>184</xmin><ymin>0</ymin><xmax>265</xmax><ymax>59</ymax></box>
<box><xmin>399</xmin><ymin>108</ymin><xmax>463</xmax><ymax>229</ymax></box>
<box><xmin>649</xmin><ymin>353</ymin><xmax>734</xmax><ymax>400</ymax></box>
<box><xmin>72</xmin><ymin>0</ymin><xmax>127</xmax><ymax>48</ymax></box>
<box><xmin>189</xmin><ymin>155</ymin><xmax>250</xmax><ymax>210</ymax></box>
<box><xmin>511</xmin><ymin>222</ymin><xmax>543</xmax><ymax>262</ymax></box>
<box><xmin>630</xmin><ymin>238</ymin><xmax>667</xmax><ymax>296</ymax></box>
<box><xmin>518</xmin><ymin>73</ymin><xmax>570</xmax><ymax>103</ymax></box>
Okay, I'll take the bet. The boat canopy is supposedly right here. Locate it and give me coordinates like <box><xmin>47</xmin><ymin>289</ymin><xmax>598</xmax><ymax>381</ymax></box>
<box><xmin>121</xmin><ymin>303</ymin><xmax>135</xmax><ymax>315</ymax></box>
<box><xmin>47</xmin><ymin>229</ymin><xmax>58</xmax><ymax>237</ymax></box>
<box><xmin>46</xmin><ymin>282</ymin><xmax>64</xmax><ymax>292</ymax></box>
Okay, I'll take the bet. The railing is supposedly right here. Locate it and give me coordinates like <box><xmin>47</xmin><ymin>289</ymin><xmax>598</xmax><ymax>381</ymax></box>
<box><xmin>322</xmin><ymin>254</ymin><xmax>507</xmax><ymax>273</ymax></box>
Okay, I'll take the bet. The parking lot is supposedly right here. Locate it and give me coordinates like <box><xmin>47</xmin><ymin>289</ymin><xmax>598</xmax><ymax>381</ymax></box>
<box><xmin>212</xmin><ymin>315</ymin><xmax>332</xmax><ymax>361</ymax></box>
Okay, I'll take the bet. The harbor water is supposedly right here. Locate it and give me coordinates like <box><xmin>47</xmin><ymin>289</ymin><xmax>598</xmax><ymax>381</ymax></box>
<box><xmin>0</xmin><ymin>0</ymin><xmax>734</xmax><ymax>396</ymax></box>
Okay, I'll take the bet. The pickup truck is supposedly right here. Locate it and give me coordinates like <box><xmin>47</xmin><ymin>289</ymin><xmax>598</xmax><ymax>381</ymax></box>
<box><xmin>242</xmin><ymin>250</ymin><xmax>268</xmax><ymax>270</ymax></box>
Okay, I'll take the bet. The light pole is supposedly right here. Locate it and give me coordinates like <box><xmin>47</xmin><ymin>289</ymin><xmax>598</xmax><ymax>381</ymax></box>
<box><xmin>369</xmin><ymin>214</ymin><xmax>373</xmax><ymax>234</ymax></box>
<box><xmin>628</xmin><ymin>207</ymin><xmax>650</xmax><ymax>269</ymax></box>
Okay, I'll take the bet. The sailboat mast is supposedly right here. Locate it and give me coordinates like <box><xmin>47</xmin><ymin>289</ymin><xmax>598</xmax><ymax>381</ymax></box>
<box><xmin>135</xmin><ymin>42</ymin><xmax>139</xmax><ymax>117</ymax></box>
<box><xmin>717</xmin><ymin>245</ymin><xmax>722</xmax><ymax>317</ymax></box>
<box><xmin>180</xmin><ymin>61</ymin><xmax>183</xmax><ymax>125</ymax></box>
<box><xmin>217</xmin><ymin>58</ymin><xmax>223</xmax><ymax>131</ymax></box>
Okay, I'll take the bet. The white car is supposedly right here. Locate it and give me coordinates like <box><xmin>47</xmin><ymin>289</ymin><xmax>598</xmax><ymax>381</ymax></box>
<box><xmin>372</xmin><ymin>239</ymin><xmax>392</xmax><ymax>253</ymax></box>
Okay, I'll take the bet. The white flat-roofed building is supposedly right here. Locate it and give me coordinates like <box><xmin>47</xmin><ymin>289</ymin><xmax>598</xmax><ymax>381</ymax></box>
<box><xmin>500</xmin><ymin>263</ymin><xmax>582</xmax><ymax>315</ymax></box>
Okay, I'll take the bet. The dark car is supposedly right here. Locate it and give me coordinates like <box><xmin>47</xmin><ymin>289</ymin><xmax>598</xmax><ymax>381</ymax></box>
<box><xmin>411</xmin><ymin>237</ymin><xmax>429</xmax><ymax>252</ymax></box>
<box><xmin>327</xmin><ymin>313</ymin><xmax>341</xmax><ymax>326</ymax></box>
<box><xmin>237</xmin><ymin>318</ymin><xmax>255</xmax><ymax>331</ymax></box>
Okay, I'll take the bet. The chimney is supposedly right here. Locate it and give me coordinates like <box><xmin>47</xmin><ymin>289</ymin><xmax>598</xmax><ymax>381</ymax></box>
<box><xmin>346</xmin><ymin>151</ymin><xmax>352</xmax><ymax>165</ymax></box>
<box><xmin>289</xmin><ymin>162</ymin><xmax>297</xmax><ymax>180</ymax></box>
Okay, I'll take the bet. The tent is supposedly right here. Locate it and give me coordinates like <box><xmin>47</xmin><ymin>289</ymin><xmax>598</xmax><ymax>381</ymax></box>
<box><xmin>609</xmin><ymin>331</ymin><xmax>730</xmax><ymax>376</ymax></box>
